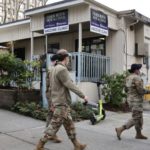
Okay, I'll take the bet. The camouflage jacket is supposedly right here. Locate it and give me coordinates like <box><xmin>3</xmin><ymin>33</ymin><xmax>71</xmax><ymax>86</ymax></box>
<box><xmin>126</xmin><ymin>73</ymin><xmax>148</xmax><ymax>111</ymax></box>
<box><xmin>46</xmin><ymin>66</ymin><xmax>55</xmax><ymax>107</ymax></box>
<box><xmin>49</xmin><ymin>62</ymin><xmax>85</xmax><ymax>106</ymax></box>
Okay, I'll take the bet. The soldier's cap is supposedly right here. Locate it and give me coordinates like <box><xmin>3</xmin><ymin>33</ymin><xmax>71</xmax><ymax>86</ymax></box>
<box><xmin>128</xmin><ymin>64</ymin><xmax>142</xmax><ymax>73</ymax></box>
<box><xmin>56</xmin><ymin>49</ymin><xmax>70</xmax><ymax>61</ymax></box>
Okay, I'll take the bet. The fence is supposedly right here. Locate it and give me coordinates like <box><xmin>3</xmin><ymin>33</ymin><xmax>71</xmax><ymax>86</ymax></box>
<box><xmin>70</xmin><ymin>52</ymin><xmax>111</xmax><ymax>82</ymax></box>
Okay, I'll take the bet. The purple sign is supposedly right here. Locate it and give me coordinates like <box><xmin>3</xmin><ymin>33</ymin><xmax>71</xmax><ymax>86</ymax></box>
<box><xmin>44</xmin><ymin>9</ymin><xmax>69</xmax><ymax>34</ymax></box>
<box><xmin>90</xmin><ymin>9</ymin><xmax>108</xmax><ymax>36</ymax></box>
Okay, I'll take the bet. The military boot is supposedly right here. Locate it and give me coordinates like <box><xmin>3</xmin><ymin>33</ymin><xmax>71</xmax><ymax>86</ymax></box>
<box><xmin>72</xmin><ymin>139</ymin><xmax>86</xmax><ymax>150</ymax></box>
<box><xmin>47</xmin><ymin>135</ymin><xmax>62</xmax><ymax>143</ymax></box>
<box><xmin>135</xmin><ymin>129</ymin><xmax>148</xmax><ymax>140</ymax></box>
<box><xmin>115</xmin><ymin>126</ymin><xmax>126</xmax><ymax>140</ymax></box>
<box><xmin>35</xmin><ymin>140</ymin><xmax>45</xmax><ymax>150</ymax></box>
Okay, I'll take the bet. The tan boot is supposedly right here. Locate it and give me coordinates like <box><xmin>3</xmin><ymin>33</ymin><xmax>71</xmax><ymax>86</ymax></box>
<box><xmin>115</xmin><ymin>126</ymin><xmax>126</xmax><ymax>140</ymax></box>
<box><xmin>47</xmin><ymin>135</ymin><xmax>62</xmax><ymax>143</ymax></box>
<box><xmin>135</xmin><ymin>129</ymin><xmax>148</xmax><ymax>140</ymax></box>
<box><xmin>72</xmin><ymin>139</ymin><xmax>86</xmax><ymax>150</ymax></box>
<box><xmin>35</xmin><ymin>140</ymin><xmax>45</xmax><ymax>150</ymax></box>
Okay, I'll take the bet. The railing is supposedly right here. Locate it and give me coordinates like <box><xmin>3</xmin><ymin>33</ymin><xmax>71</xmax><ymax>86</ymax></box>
<box><xmin>47</xmin><ymin>52</ymin><xmax>111</xmax><ymax>83</ymax></box>
<box><xmin>70</xmin><ymin>52</ymin><xmax>111</xmax><ymax>82</ymax></box>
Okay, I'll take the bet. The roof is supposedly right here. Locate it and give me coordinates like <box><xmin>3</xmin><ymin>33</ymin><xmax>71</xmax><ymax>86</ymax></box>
<box><xmin>25</xmin><ymin>0</ymin><xmax>117</xmax><ymax>16</ymax></box>
<box><xmin>118</xmin><ymin>9</ymin><xmax>150</xmax><ymax>25</ymax></box>
<box><xmin>25</xmin><ymin>0</ymin><xmax>85</xmax><ymax>16</ymax></box>
<box><xmin>0</xmin><ymin>18</ymin><xmax>30</xmax><ymax>29</ymax></box>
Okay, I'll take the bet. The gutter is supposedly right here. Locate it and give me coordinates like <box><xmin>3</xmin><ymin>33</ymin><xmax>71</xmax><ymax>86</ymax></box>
<box><xmin>25</xmin><ymin>0</ymin><xmax>85</xmax><ymax>16</ymax></box>
<box><xmin>118</xmin><ymin>9</ymin><xmax>150</xmax><ymax>25</ymax></box>
<box><xmin>0</xmin><ymin>19</ymin><xmax>30</xmax><ymax>29</ymax></box>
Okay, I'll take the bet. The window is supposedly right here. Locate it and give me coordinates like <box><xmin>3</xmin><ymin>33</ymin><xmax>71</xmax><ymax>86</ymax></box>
<box><xmin>76</xmin><ymin>36</ymin><xmax>106</xmax><ymax>55</ymax></box>
<box><xmin>14</xmin><ymin>48</ymin><xmax>25</xmax><ymax>60</ymax></box>
<box><xmin>48</xmin><ymin>43</ymin><xmax>60</xmax><ymax>54</ymax></box>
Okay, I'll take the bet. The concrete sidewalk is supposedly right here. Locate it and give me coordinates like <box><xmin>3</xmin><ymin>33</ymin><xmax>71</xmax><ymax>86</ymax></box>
<box><xmin>0</xmin><ymin>109</ymin><xmax>150</xmax><ymax>150</ymax></box>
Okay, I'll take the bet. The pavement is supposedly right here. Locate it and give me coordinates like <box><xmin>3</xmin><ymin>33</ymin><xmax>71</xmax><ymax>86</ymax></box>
<box><xmin>0</xmin><ymin>108</ymin><xmax>150</xmax><ymax>150</ymax></box>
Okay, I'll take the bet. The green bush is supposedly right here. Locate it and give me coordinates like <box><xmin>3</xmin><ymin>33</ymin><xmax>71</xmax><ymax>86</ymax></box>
<box><xmin>11</xmin><ymin>102</ymin><xmax>48</xmax><ymax>121</ymax></box>
<box><xmin>102</xmin><ymin>72</ymin><xmax>128</xmax><ymax>106</ymax></box>
<box><xmin>71</xmin><ymin>102</ymin><xmax>94</xmax><ymax>121</ymax></box>
<box><xmin>11</xmin><ymin>101</ymin><xmax>94</xmax><ymax>121</ymax></box>
<box><xmin>0</xmin><ymin>53</ymin><xmax>36</xmax><ymax>89</ymax></box>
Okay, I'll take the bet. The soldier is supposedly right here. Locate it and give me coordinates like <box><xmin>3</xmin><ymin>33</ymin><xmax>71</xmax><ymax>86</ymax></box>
<box><xmin>115</xmin><ymin>64</ymin><xmax>150</xmax><ymax>140</ymax></box>
<box><xmin>35</xmin><ymin>49</ymin><xmax>88</xmax><ymax>150</ymax></box>
<box><xmin>45</xmin><ymin>54</ymin><xmax>62</xmax><ymax>143</ymax></box>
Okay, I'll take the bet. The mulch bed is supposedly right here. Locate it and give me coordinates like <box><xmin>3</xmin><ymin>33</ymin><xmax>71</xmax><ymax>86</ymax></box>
<box><xmin>103</xmin><ymin>102</ymin><xmax>130</xmax><ymax>112</ymax></box>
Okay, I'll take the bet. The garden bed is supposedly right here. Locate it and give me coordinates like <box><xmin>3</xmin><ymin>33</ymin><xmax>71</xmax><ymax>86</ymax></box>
<box><xmin>103</xmin><ymin>102</ymin><xmax>130</xmax><ymax>112</ymax></box>
<box><xmin>0</xmin><ymin>88</ymin><xmax>40</xmax><ymax>109</ymax></box>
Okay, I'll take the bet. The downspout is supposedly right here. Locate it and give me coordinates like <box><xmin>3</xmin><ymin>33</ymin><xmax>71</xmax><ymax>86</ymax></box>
<box><xmin>125</xmin><ymin>20</ymin><xmax>139</xmax><ymax>71</ymax></box>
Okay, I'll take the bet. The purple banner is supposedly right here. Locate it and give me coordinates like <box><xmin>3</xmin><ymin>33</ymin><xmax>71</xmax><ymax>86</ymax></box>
<box><xmin>90</xmin><ymin>9</ymin><xmax>108</xmax><ymax>36</ymax></box>
<box><xmin>44</xmin><ymin>9</ymin><xmax>69</xmax><ymax>34</ymax></box>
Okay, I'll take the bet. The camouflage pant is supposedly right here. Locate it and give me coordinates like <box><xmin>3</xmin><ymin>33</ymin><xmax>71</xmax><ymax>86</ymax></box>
<box><xmin>41</xmin><ymin>105</ymin><xmax>76</xmax><ymax>143</ymax></box>
<box><xmin>46</xmin><ymin>110</ymin><xmax>53</xmax><ymax>128</ymax></box>
<box><xmin>124</xmin><ymin>110</ymin><xmax>143</xmax><ymax>130</ymax></box>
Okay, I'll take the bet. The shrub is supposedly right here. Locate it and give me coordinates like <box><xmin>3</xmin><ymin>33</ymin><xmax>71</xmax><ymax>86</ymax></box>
<box><xmin>71</xmin><ymin>102</ymin><xmax>94</xmax><ymax>121</ymax></box>
<box><xmin>11</xmin><ymin>101</ymin><xmax>94</xmax><ymax>121</ymax></box>
<box><xmin>102</xmin><ymin>72</ymin><xmax>128</xmax><ymax>106</ymax></box>
<box><xmin>11</xmin><ymin>102</ymin><xmax>48</xmax><ymax>121</ymax></box>
<box><xmin>0</xmin><ymin>53</ymin><xmax>39</xmax><ymax>89</ymax></box>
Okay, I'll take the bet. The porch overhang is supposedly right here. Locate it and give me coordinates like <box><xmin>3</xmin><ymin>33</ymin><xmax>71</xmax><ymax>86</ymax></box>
<box><xmin>118</xmin><ymin>9</ymin><xmax>150</xmax><ymax>25</ymax></box>
<box><xmin>25</xmin><ymin>0</ymin><xmax>86</xmax><ymax>16</ymax></box>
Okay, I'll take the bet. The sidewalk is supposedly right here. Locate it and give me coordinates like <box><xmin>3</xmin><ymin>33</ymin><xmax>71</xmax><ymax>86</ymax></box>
<box><xmin>0</xmin><ymin>109</ymin><xmax>150</xmax><ymax>150</ymax></box>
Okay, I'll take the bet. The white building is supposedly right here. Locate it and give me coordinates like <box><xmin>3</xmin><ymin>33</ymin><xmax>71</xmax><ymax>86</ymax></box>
<box><xmin>0</xmin><ymin>0</ymin><xmax>150</xmax><ymax>101</ymax></box>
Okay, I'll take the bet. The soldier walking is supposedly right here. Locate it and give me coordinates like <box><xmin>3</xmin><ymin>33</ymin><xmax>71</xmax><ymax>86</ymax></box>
<box><xmin>45</xmin><ymin>54</ymin><xmax>62</xmax><ymax>143</ymax></box>
<box><xmin>115</xmin><ymin>64</ymin><xmax>150</xmax><ymax>140</ymax></box>
<box><xmin>35</xmin><ymin>49</ymin><xmax>88</xmax><ymax>150</ymax></box>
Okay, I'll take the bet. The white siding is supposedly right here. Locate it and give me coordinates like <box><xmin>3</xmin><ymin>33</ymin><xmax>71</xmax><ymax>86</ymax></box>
<box><xmin>31</xmin><ymin>14</ymin><xmax>44</xmax><ymax>31</ymax></box>
<box><xmin>69</xmin><ymin>4</ymin><xmax>89</xmax><ymax>24</ymax></box>
<box><xmin>0</xmin><ymin>23</ymin><xmax>30</xmax><ymax>43</ymax></box>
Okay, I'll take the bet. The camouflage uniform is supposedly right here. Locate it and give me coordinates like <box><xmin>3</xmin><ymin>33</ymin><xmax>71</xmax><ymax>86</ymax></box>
<box><xmin>115</xmin><ymin>72</ymin><xmax>149</xmax><ymax>140</ymax></box>
<box><xmin>40</xmin><ymin>62</ymin><xmax>85</xmax><ymax>144</ymax></box>
<box><xmin>46</xmin><ymin>67</ymin><xmax>54</xmax><ymax>127</ymax></box>
<box><xmin>124</xmin><ymin>74</ymin><xmax>145</xmax><ymax>130</ymax></box>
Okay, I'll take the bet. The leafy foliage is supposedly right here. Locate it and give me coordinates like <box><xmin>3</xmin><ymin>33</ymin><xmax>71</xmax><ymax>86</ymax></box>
<box><xmin>0</xmin><ymin>53</ymin><xmax>39</xmax><ymax>89</ymax></box>
<box><xmin>102</xmin><ymin>72</ymin><xmax>128</xmax><ymax>106</ymax></box>
<box><xmin>11</xmin><ymin>102</ymin><xmax>48</xmax><ymax>121</ymax></box>
<box><xmin>11</xmin><ymin>101</ymin><xmax>95</xmax><ymax>121</ymax></box>
<box><xmin>71</xmin><ymin>102</ymin><xmax>94</xmax><ymax>121</ymax></box>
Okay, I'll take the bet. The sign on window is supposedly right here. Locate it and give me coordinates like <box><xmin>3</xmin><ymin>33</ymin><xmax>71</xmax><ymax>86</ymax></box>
<box><xmin>90</xmin><ymin>9</ymin><xmax>108</xmax><ymax>36</ymax></box>
<box><xmin>44</xmin><ymin>9</ymin><xmax>69</xmax><ymax>34</ymax></box>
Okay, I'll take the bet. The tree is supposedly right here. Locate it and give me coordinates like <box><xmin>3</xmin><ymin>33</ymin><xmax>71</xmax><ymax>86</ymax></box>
<box><xmin>2</xmin><ymin>0</ymin><xmax>48</xmax><ymax>24</ymax></box>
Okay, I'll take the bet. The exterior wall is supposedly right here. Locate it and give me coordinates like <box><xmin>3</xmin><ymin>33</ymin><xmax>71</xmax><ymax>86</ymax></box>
<box><xmin>14</xmin><ymin>37</ymin><xmax>45</xmax><ymax>60</ymax></box>
<box><xmin>31</xmin><ymin>14</ymin><xmax>44</xmax><ymax>31</ymax></box>
<box><xmin>144</xmin><ymin>25</ymin><xmax>150</xmax><ymax>84</ymax></box>
<box><xmin>31</xmin><ymin>4</ymin><xmax>89</xmax><ymax>31</ymax></box>
<box><xmin>0</xmin><ymin>23</ymin><xmax>30</xmax><ymax>42</ymax></box>
<box><xmin>78</xmin><ymin>82</ymin><xmax>99</xmax><ymax>102</ymax></box>
<box><xmin>31</xmin><ymin>3</ymin><xmax>118</xmax><ymax>32</ymax></box>
<box><xmin>106</xmin><ymin>29</ymin><xmax>124</xmax><ymax>74</ymax></box>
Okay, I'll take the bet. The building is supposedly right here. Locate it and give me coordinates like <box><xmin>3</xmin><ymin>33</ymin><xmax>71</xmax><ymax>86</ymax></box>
<box><xmin>0</xmin><ymin>0</ymin><xmax>150</xmax><ymax>101</ymax></box>
<box><xmin>0</xmin><ymin>0</ymin><xmax>47</xmax><ymax>23</ymax></box>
